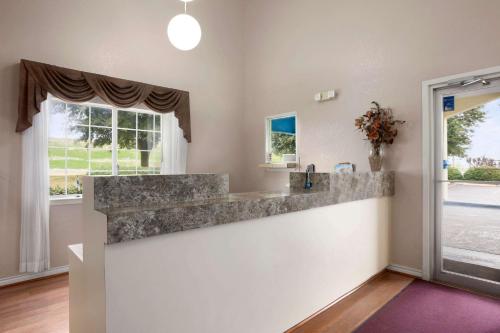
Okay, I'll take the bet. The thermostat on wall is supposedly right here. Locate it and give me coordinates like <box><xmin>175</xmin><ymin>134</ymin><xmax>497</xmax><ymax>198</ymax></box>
<box><xmin>314</xmin><ymin>90</ymin><xmax>336</xmax><ymax>102</ymax></box>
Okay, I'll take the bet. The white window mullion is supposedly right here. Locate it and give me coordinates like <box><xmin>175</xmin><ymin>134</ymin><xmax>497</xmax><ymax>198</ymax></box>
<box><xmin>64</xmin><ymin>102</ymin><xmax>69</xmax><ymax>196</ymax></box>
<box><xmin>160</xmin><ymin>114</ymin><xmax>166</xmax><ymax>172</ymax></box>
<box><xmin>112</xmin><ymin>108</ymin><xmax>118</xmax><ymax>175</ymax></box>
<box><xmin>64</xmin><ymin>147</ymin><xmax>68</xmax><ymax>196</ymax></box>
<box><xmin>88</xmin><ymin>107</ymin><xmax>92</xmax><ymax>178</ymax></box>
<box><xmin>135</xmin><ymin>112</ymin><xmax>138</xmax><ymax>175</ymax></box>
<box><xmin>160</xmin><ymin>115</ymin><xmax>164</xmax><ymax>170</ymax></box>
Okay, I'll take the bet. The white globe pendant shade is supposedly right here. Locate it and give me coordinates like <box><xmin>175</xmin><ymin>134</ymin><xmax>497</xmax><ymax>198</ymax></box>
<box><xmin>167</xmin><ymin>13</ymin><xmax>201</xmax><ymax>51</ymax></box>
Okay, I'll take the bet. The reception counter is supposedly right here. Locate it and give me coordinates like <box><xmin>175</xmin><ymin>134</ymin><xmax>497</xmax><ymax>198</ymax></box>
<box><xmin>69</xmin><ymin>172</ymin><xmax>394</xmax><ymax>333</ymax></box>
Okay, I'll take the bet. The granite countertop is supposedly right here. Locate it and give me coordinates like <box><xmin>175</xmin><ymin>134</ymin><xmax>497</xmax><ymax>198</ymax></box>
<box><xmin>97</xmin><ymin>189</ymin><xmax>325</xmax><ymax>215</ymax></box>
<box><xmin>91</xmin><ymin>171</ymin><xmax>395</xmax><ymax>244</ymax></box>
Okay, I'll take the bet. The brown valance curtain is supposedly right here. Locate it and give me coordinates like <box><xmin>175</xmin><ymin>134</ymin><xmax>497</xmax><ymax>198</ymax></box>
<box><xmin>16</xmin><ymin>59</ymin><xmax>191</xmax><ymax>142</ymax></box>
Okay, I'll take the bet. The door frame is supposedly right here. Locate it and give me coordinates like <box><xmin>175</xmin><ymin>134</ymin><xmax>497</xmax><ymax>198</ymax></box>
<box><xmin>421</xmin><ymin>65</ymin><xmax>500</xmax><ymax>281</ymax></box>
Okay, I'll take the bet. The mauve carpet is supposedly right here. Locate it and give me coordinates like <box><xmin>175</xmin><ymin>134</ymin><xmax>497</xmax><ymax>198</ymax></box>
<box><xmin>355</xmin><ymin>279</ymin><xmax>500</xmax><ymax>333</ymax></box>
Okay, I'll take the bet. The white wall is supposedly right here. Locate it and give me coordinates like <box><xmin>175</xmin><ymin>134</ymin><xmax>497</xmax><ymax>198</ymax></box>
<box><xmin>241</xmin><ymin>0</ymin><xmax>500</xmax><ymax>271</ymax></box>
<box><xmin>49</xmin><ymin>203</ymin><xmax>84</xmax><ymax>268</ymax></box>
<box><xmin>0</xmin><ymin>0</ymin><xmax>246</xmax><ymax>280</ymax></box>
<box><xmin>104</xmin><ymin>197</ymin><xmax>390</xmax><ymax>333</ymax></box>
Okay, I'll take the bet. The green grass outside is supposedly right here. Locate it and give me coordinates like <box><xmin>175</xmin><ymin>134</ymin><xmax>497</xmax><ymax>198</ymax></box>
<box><xmin>49</xmin><ymin>123</ymin><xmax>161</xmax><ymax>195</ymax></box>
<box><xmin>49</xmin><ymin>146</ymin><xmax>161</xmax><ymax>195</ymax></box>
<box><xmin>49</xmin><ymin>148</ymin><xmax>115</xmax><ymax>170</ymax></box>
<box><xmin>49</xmin><ymin>148</ymin><xmax>160</xmax><ymax>169</ymax></box>
<box><xmin>49</xmin><ymin>135</ymin><xmax>161</xmax><ymax>196</ymax></box>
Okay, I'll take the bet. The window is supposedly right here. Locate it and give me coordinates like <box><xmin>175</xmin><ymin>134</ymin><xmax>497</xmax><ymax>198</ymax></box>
<box><xmin>48</xmin><ymin>97</ymin><xmax>163</xmax><ymax>199</ymax></box>
<box><xmin>265</xmin><ymin>113</ymin><xmax>297</xmax><ymax>163</ymax></box>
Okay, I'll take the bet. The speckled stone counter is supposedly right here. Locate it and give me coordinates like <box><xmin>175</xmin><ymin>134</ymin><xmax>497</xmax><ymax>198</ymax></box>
<box><xmin>90</xmin><ymin>171</ymin><xmax>395</xmax><ymax>244</ymax></box>
<box><xmin>93</xmin><ymin>173</ymin><xmax>229</xmax><ymax>209</ymax></box>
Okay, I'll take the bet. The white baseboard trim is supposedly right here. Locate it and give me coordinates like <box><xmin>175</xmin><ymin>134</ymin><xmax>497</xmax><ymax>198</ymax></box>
<box><xmin>0</xmin><ymin>265</ymin><xmax>69</xmax><ymax>287</ymax></box>
<box><xmin>387</xmin><ymin>264</ymin><xmax>423</xmax><ymax>278</ymax></box>
<box><xmin>0</xmin><ymin>264</ymin><xmax>421</xmax><ymax>287</ymax></box>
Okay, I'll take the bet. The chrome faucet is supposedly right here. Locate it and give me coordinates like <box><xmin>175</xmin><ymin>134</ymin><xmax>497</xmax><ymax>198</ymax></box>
<box><xmin>304</xmin><ymin>164</ymin><xmax>315</xmax><ymax>189</ymax></box>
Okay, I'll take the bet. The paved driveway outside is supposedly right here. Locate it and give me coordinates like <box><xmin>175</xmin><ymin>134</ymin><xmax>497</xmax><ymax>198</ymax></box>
<box><xmin>447</xmin><ymin>183</ymin><xmax>500</xmax><ymax>206</ymax></box>
<box><xmin>443</xmin><ymin>204</ymin><xmax>500</xmax><ymax>255</ymax></box>
<box><xmin>443</xmin><ymin>183</ymin><xmax>500</xmax><ymax>269</ymax></box>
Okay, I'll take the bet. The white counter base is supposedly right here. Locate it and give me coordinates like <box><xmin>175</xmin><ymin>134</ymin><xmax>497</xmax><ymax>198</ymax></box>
<box><xmin>103</xmin><ymin>197</ymin><xmax>390</xmax><ymax>333</ymax></box>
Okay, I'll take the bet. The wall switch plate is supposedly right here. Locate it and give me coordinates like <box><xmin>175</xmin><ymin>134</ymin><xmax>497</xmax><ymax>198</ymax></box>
<box><xmin>314</xmin><ymin>90</ymin><xmax>336</xmax><ymax>102</ymax></box>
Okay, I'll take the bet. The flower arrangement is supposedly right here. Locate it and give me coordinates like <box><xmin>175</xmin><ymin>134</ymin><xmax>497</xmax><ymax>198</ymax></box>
<box><xmin>355</xmin><ymin>101</ymin><xmax>405</xmax><ymax>171</ymax></box>
<box><xmin>355</xmin><ymin>101</ymin><xmax>405</xmax><ymax>153</ymax></box>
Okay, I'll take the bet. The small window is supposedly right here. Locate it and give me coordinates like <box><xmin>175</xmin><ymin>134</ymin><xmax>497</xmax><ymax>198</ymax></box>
<box><xmin>48</xmin><ymin>97</ymin><xmax>163</xmax><ymax>199</ymax></box>
<box><xmin>265</xmin><ymin>113</ymin><xmax>297</xmax><ymax>163</ymax></box>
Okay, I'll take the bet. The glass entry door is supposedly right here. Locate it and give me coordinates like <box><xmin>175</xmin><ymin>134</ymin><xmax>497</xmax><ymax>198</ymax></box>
<box><xmin>434</xmin><ymin>77</ymin><xmax>500</xmax><ymax>296</ymax></box>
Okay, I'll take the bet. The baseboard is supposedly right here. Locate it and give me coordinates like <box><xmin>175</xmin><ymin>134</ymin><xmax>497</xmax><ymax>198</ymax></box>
<box><xmin>0</xmin><ymin>264</ymin><xmax>421</xmax><ymax>287</ymax></box>
<box><xmin>0</xmin><ymin>265</ymin><xmax>69</xmax><ymax>287</ymax></box>
<box><xmin>387</xmin><ymin>264</ymin><xmax>423</xmax><ymax>278</ymax></box>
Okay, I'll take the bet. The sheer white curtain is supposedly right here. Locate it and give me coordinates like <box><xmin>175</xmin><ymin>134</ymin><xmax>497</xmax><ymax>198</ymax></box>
<box><xmin>161</xmin><ymin>112</ymin><xmax>188</xmax><ymax>174</ymax></box>
<box><xmin>19</xmin><ymin>101</ymin><xmax>50</xmax><ymax>273</ymax></box>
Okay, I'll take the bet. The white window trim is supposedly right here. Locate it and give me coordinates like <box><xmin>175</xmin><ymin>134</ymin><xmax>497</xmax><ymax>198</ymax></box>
<box><xmin>48</xmin><ymin>96</ymin><xmax>167</xmax><ymax>202</ymax></box>
<box><xmin>50</xmin><ymin>196</ymin><xmax>83</xmax><ymax>206</ymax></box>
<box><xmin>264</xmin><ymin>112</ymin><xmax>298</xmax><ymax>164</ymax></box>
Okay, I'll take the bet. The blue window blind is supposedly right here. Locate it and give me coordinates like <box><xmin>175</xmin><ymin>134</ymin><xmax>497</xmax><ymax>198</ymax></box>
<box><xmin>271</xmin><ymin>116</ymin><xmax>296</xmax><ymax>135</ymax></box>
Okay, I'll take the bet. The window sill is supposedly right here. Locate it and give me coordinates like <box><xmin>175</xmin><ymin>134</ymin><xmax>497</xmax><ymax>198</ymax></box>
<box><xmin>258</xmin><ymin>162</ymin><xmax>298</xmax><ymax>170</ymax></box>
<box><xmin>50</xmin><ymin>196</ymin><xmax>83</xmax><ymax>206</ymax></box>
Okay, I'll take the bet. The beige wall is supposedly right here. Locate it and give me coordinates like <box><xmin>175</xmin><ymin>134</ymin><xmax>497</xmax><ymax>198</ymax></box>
<box><xmin>241</xmin><ymin>0</ymin><xmax>500</xmax><ymax>271</ymax></box>
<box><xmin>49</xmin><ymin>203</ymin><xmax>84</xmax><ymax>268</ymax></box>
<box><xmin>0</xmin><ymin>0</ymin><xmax>245</xmax><ymax>279</ymax></box>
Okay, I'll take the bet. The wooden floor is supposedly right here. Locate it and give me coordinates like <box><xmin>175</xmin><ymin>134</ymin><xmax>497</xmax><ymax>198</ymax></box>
<box><xmin>0</xmin><ymin>271</ymin><xmax>412</xmax><ymax>333</ymax></box>
<box><xmin>0</xmin><ymin>274</ymin><xmax>69</xmax><ymax>333</ymax></box>
<box><xmin>287</xmin><ymin>271</ymin><xmax>414</xmax><ymax>333</ymax></box>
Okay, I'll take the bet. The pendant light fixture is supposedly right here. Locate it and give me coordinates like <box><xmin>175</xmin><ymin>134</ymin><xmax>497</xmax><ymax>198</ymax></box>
<box><xmin>167</xmin><ymin>0</ymin><xmax>202</xmax><ymax>51</ymax></box>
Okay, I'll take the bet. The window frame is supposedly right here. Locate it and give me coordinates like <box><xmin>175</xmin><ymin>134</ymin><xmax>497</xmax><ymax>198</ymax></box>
<box><xmin>47</xmin><ymin>95</ymin><xmax>165</xmax><ymax>201</ymax></box>
<box><xmin>265</xmin><ymin>112</ymin><xmax>298</xmax><ymax>164</ymax></box>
